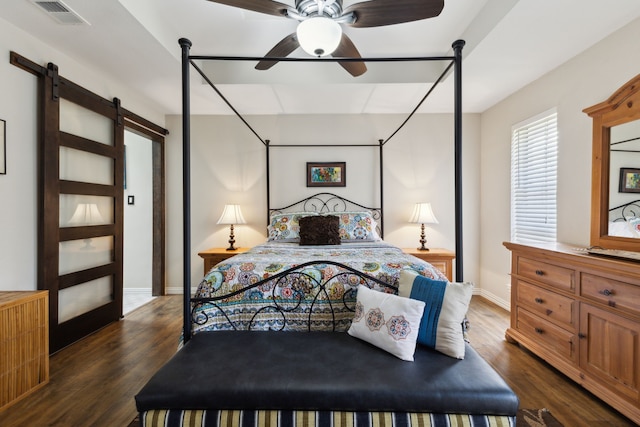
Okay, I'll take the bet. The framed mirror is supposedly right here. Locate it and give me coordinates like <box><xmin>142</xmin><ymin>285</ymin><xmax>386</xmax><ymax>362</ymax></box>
<box><xmin>584</xmin><ymin>73</ymin><xmax>640</xmax><ymax>251</ymax></box>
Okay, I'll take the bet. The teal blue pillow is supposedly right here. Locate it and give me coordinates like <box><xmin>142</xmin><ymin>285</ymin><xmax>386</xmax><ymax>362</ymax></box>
<box><xmin>398</xmin><ymin>269</ymin><xmax>473</xmax><ymax>359</ymax></box>
<box><xmin>407</xmin><ymin>275</ymin><xmax>447</xmax><ymax>348</ymax></box>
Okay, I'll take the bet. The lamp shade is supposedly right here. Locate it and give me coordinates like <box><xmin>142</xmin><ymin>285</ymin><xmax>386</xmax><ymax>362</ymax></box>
<box><xmin>296</xmin><ymin>17</ymin><xmax>342</xmax><ymax>57</ymax></box>
<box><xmin>409</xmin><ymin>203</ymin><xmax>439</xmax><ymax>224</ymax></box>
<box><xmin>68</xmin><ymin>203</ymin><xmax>105</xmax><ymax>225</ymax></box>
<box><xmin>217</xmin><ymin>204</ymin><xmax>246</xmax><ymax>225</ymax></box>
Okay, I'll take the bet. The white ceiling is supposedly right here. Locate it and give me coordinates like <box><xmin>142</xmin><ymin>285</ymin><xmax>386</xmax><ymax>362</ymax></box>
<box><xmin>3</xmin><ymin>0</ymin><xmax>640</xmax><ymax>115</ymax></box>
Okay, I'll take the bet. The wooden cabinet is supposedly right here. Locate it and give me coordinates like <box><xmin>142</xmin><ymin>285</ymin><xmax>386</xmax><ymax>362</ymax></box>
<box><xmin>198</xmin><ymin>247</ymin><xmax>250</xmax><ymax>275</ymax></box>
<box><xmin>0</xmin><ymin>291</ymin><xmax>49</xmax><ymax>412</ymax></box>
<box><xmin>402</xmin><ymin>248</ymin><xmax>455</xmax><ymax>281</ymax></box>
<box><xmin>504</xmin><ymin>242</ymin><xmax>640</xmax><ymax>424</ymax></box>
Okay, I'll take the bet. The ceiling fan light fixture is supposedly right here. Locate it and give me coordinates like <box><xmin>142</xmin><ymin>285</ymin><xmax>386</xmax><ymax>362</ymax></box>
<box><xmin>296</xmin><ymin>17</ymin><xmax>342</xmax><ymax>57</ymax></box>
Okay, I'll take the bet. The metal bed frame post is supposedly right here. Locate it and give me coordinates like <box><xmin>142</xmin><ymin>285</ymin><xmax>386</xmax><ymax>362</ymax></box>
<box><xmin>266</xmin><ymin>140</ymin><xmax>271</xmax><ymax>226</ymax></box>
<box><xmin>453</xmin><ymin>39</ymin><xmax>465</xmax><ymax>282</ymax></box>
<box><xmin>379</xmin><ymin>139</ymin><xmax>384</xmax><ymax>238</ymax></box>
<box><xmin>179</xmin><ymin>37</ymin><xmax>193</xmax><ymax>343</ymax></box>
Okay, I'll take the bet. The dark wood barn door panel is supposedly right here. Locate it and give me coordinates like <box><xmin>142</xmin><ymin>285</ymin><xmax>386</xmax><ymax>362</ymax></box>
<box><xmin>42</xmin><ymin>65</ymin><xmax>124</xmax><ymax>352</ymax></box>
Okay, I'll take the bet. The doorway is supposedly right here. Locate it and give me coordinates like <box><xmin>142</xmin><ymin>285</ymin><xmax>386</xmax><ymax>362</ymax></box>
<box><xmin>123</xmin><ymin>130</ymin><xmax>154</xmax><ymax>314</ymax></box>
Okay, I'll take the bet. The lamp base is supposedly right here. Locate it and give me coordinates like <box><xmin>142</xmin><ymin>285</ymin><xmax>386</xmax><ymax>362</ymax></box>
<box><xmin>417</xmin><ymin>223</ymin><xmax>429</xmax><ymax>251</ymax></box>
<box><xmin>226</xmin><ymin>224</ymin><xmax>237</xmax><ymax>251</ymax></box>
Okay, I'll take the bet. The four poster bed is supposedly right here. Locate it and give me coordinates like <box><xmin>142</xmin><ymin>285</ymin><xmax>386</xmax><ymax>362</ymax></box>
<box><xmin>134</xmin><ymin>39</ymin><xmax>519</xmax><ymax>426</ymax></box>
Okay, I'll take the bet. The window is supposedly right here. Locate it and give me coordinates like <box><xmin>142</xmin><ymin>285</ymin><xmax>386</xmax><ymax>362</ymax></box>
<box><xmin>511</xmin><ymin>110</ymin><xmax>558</xmax><ymax>243</ymax></box>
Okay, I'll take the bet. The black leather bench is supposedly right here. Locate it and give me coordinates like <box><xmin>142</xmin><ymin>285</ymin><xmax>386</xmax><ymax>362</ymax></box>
<box><xmin>136</xmin><ymin>331</ymin><xmax>518</xmax><ymax>416</ymax></box>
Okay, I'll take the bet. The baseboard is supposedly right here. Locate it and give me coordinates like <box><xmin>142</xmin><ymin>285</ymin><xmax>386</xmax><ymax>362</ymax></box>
<box><xmin>477</xmin><ymin>288</ymin><xmax>510</xmax><ymax>311</ymax></box>
<box><xmin>166</xmin><ymin>286</ymin><xmax>199</xmax><ymax>295</ymax></box>
<box><xmin>124</xmin><ymin>287</ymin><xmax>153</xmax><ymax>295</ymax></box>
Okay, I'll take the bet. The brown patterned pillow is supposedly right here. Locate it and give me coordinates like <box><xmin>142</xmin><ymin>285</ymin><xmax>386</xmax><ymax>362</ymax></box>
<box><xmin>299</xmin><ymin>215</ymin><xmax>341</xmax><ymax>245</ymax></box>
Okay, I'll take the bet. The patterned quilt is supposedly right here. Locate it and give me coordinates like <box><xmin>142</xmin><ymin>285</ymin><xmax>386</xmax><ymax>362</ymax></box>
<box><xmin>191</xmin><ymin>241</ymin><xmax>447</xmax><ymax>335</ymax></box>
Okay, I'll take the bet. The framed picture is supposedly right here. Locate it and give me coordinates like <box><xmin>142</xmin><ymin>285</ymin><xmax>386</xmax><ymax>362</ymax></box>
<box><xmin>307</xmin><ymin>162</ymin><xmax>346</xmax><ymax>187</ymax></box>
<box><xmin>619</xmin><ymin>168</ymin><xmax>640</xmax><ymax>193</ymax></box>
<box><xmin>0</xmin><ymin>119</ymin><xmax>5</xmax><ymax>175</ymax></box>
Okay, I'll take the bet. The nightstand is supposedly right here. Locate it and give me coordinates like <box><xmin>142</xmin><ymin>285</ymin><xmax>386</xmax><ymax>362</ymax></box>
<box><xmin>198</xmin><ymin>247</ymin><xmax>250</xmax><ymax>275</ymax></box>
<box><xmin>402</xmin><ymin>248</ymin><xmax>455</xmax><ymax>281</ymax></box>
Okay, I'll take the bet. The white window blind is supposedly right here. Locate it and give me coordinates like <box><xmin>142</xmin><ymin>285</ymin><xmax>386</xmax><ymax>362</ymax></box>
<box><xmin>511</xmin><ymin>110</ymin><xmax>558</xmax><ymax>243</ymax></box>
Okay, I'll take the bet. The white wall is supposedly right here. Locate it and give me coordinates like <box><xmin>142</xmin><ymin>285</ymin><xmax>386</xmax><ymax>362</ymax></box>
<box><xmin>0</xmin><ymin>17</ymin><xmax>165</xmax><ymax>291</ymax></box>
<box><xmin>165</xmin><ymin>113</ymin><xmax>481</xmax><ymax>292</ymax></box>
<box><xmin>479</xmin><ymin>17</ymin><xmax>640</xmax><ymax>307</ymax></box>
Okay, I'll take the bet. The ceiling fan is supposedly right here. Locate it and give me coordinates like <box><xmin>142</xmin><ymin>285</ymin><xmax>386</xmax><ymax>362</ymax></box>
<box><xmin>206</xmin><ymin>0</ymin><xmax>445</xmax><ymax>77</ymax></box>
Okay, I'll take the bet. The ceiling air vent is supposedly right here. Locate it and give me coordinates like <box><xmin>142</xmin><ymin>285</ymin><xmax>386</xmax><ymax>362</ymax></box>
<box><xmin>30</xmin><ymin>0</ymin><xmax>90</xmax><ymax>25</ymax></box>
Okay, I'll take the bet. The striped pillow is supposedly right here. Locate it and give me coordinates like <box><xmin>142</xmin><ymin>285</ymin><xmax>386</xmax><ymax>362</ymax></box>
<box><xmin>398</xmin><ymin>270</ymin><xmax>473</xmax><ymax>359</ymax></box>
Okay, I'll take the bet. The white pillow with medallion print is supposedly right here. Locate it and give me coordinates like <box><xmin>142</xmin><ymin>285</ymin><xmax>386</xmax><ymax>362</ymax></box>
<box><xmin>347</xmin><ymin>285</ymin><xmax>425</xmax><ymax>361</ymax></box>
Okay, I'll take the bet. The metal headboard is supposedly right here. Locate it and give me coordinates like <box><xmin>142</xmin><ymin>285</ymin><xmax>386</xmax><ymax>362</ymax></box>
<box><xmin>609</xmin><ymin>199</ymin><xmax>640</xmax><ymax>221</ymax></box>
<box><xmin>269</xmin><ymin>192</ymin><xmax>383</xmax><ymax>238</ymax></box>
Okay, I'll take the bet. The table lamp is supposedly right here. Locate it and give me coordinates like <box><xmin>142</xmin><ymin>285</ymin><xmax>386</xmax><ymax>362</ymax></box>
<box><xmin>409</xmin><ymin>202</ymin><xmax>438</xmax><ymax>251</ymax></box>
<box><xmin>217</xmin><ymin>204</ymin><xmax>246</xmax><ymax>251</ymax></box>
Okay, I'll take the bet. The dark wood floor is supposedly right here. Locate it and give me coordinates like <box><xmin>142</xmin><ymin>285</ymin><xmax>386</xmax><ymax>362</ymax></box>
<box><xmin>0</xmin><ymin>295</ymin><xmax>636</xmax><ymax>426</ymax></box>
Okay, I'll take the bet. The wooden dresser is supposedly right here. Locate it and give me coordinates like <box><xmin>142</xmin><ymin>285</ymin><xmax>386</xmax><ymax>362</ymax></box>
<box><xmin>504</xmin><ymin>242</ymin><xmax>640</xmax><ymax>424</ymax></box>
<box><xmin>0</xmin><ymin>291</ymin><xmax>49</xmax><ymax>412</ymax></box>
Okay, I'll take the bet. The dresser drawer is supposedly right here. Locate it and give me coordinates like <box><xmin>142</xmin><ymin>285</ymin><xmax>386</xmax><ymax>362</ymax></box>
<box><xmin>516</xmin><ymin>307</ymin><xmax>576</xmax><ymax>362</ymax></box>
<box><xmin>516</xmin><ymin>280</ymin><xmax>576</xmax><ymax>330</ymax></box>
<box><xmin>517</xmin><ymin>256</ymin><xmax>575</xmax><ymax>292</ymax></box>
<box><xmin>581</xmin><ymin>273</ymin><xmax>640</xmax><ymax>315</ymax></box>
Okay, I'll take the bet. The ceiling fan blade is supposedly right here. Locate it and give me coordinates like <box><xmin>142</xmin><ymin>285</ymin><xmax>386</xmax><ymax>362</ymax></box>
<box><xmin>206</xmin><ymin>0</ymin><xmax>291</xmax><ymax>18</ymax></box>
<box><xmin>255</xmin><ymin>33</ymin><xmax>300</xmax><ymax>70</ymax></box>
<box><xmin>344</xmin><ymin>0</ymin><xmax>444</xmax><ymax>28</ymax></box>
<box><xmin>332</xmin><ymin>33</ymin><xmax>367</xmax><ymax>77</ymax></box>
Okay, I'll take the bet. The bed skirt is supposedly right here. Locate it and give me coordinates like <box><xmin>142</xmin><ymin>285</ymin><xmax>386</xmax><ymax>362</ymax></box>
<box><xmin>139</xmin><ymin>409</ymin><xmax>516</xmax><ymax>427</ymax></box>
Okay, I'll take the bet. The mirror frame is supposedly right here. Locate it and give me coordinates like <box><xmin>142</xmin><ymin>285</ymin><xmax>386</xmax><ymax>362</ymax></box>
<box><xmin>584</xmin><ymin>73</ymin><xmax>640</xmax><ymax>251</ymax></box>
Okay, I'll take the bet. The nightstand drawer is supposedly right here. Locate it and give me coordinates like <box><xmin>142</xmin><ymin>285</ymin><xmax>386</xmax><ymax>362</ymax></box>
<box><xmin>517</xmin><ymin>256</ymin><xmax>575</xmax><ymax>292</ymax></box>
<box><xmin>516</xmin><ymin>280</ymin><xmax>576</xmax><ymax>330</ymax></box>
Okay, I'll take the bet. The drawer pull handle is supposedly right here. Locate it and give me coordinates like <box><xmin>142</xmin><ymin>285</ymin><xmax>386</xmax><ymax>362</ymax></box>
<box><xmin>534</xmin><ymin>298</ymin><xmax>544</xmax><ymax>304</ymax></box>
<box><xmin>578</xmin><ymin>333</ymin><xmax>587</xmax><ymax>339</ymax></box>
<box><xmin>535</xmin><ymin>270</ymin><xmax>544</xmax><ymax>276</ymax></box>
<box><xmin>599</xmin><ymin>289</ymin><xmax>614</xmax><ymax>296</ymax></box>
<box><xmin>535</xmin><ymin>328</ymin><xmax>544</xmax><ymax>334</ymax></box>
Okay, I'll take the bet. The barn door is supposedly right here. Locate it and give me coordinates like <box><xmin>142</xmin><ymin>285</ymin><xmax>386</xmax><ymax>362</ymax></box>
<box><xmin>40</xmin><ymin>63</ymin><xmax>124</xmax><ymax>352</ymax></box>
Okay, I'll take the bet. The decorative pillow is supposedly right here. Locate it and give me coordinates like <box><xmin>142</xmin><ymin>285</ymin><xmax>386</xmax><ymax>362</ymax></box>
<box><xmin>267</xmin><ymin>212</ymin><xmax>318</xmax><ymax>242</ymax></box>
<box><xmin>299</xmin><ymin>215</ymin><xmax>341</xmax><ymax>245</ymax></box>
<box><xmin>347</xmin><ymin>285</ymin><xmax>425</xmax><ymax>361</ymax></box>
<box><xmin>398</xmin><ymin>269</ymin><xmax>473</xmax><ymax>359</ymax></box>
<box><xmin>337</xmin><ymin>211</ymin><xmax>381</xmax><ymax>241</ymax></box>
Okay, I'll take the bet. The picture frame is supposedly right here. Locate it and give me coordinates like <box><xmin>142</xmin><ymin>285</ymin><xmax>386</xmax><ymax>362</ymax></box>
<box><xmin>306</xmin><ymin>162</ymin><xmax>346</xmax><ymax>187</ymax></box>
<box><xmin>619</xmin><ymin>167</ymin><xmax>640</xmax><ymax>193</ymax></box>
<box><xmin>0</xmin><ymin>119</ymin><xmax>5</xmax><ymax>175</ymax></box>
